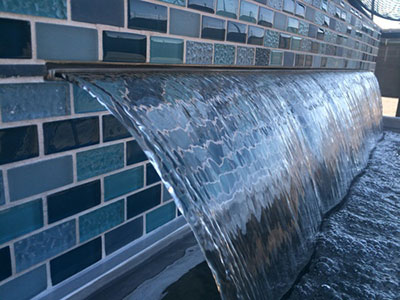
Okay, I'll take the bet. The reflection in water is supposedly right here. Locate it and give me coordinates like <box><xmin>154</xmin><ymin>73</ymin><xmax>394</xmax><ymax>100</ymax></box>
<box><xmin>63</xmin><ymin>71</ymin><xmax>382</xmax><ymax>299</ymax></box>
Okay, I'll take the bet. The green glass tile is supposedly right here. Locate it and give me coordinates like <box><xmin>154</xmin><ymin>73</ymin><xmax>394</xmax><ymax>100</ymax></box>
<box><xmin>146</xmin><ymin>201</ymin><xmax>176</xmax><ymax>233</ymax></box>
<box><xmin>0</xmin><ymin>0</ymin><xmax>67</xmax><ymax>19</ymax></box>
<box><xmin>239</xmin><ymin>1</ymin><xmax>258</xmax><ymax>23</ymax></box>
<box><xmin>216</xmin><ymin>0</ymin><xmax>238</xmax><ymax>19</ymax></box>
<box><xmin>214</xmin><ymin>44</ymin><xmax>235</xmax><ymax>65</ymax></box>
<box><xmin>150</xmin><ymin>37</ymin><xmax>183</xmax><ymax>64</ymax></box>
<box><xmin>104</xmin><ymin>166</ymin><xmax>144</xmax><ymax>201</ymax></box>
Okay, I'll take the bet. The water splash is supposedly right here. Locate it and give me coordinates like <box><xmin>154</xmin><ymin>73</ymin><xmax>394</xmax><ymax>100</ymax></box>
<box><xmin>62</xmin><ymin>70</ymin><xmax>382</xmax><ymax>299</ymax></box>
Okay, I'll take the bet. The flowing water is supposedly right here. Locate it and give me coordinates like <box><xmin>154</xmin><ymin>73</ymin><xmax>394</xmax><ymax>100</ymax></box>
<box><xmin>63</xmin><ymin>70</ymin><xmax>382</xmax><ymax>300</ymax></box>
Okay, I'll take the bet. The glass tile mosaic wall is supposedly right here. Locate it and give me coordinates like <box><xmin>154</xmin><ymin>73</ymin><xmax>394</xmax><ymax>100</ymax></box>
<box><xmin>0</xmin><ymin>0</ymin><xmax>381</xmax><ymax>298</ymax></box>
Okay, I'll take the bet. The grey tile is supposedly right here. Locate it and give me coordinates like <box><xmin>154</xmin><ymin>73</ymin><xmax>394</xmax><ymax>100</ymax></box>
<box><xmin>283</xmin><ymin>51</ymin><xmax>294</xmax><ymax>66</ymax></box>
<box><xmin>14</xmin><ymin>220</ymin><xmax>76</xmax><ymax>272</ymax></box>
<box><xmin>214</xmin><ymin>44</ymin><xmax>235</xmax><ymax>65</ymax></box>
<box><xmin>255</xmin><ymin>48</ymin><xmax>270</xmax><ymax>65</ymax></box>
<box><xmin>36</xmin><ymin>23</ymin><xmax>98</xmax><ymax>61</ymax></box>
<box><xmin>236</xmin><ymin>46</ymin><xmax>254</xmax><ymax>65</ymax></box>
<box><xmin>170</xmin><ymin>8</ymin><xmax>200</xmax><ymax>38</ymax></box>
<box><xmin>0</xmin><ymin>82</ymin><xmax>70</xmax><ymax>122</ymax></box>
<box><xmin>186</xmin><ymin>41</ymin><xmax>213</xmax><ymax>64</ymax></box>
<box><xmin>8</xmin><ymin>156</ymin><xmax>73</xmax><ymax>201</ymax></box>
<box><xmin>273</xmin><ymin>12</ymin><xmax>287</xmax><ymax>31</ymax></box>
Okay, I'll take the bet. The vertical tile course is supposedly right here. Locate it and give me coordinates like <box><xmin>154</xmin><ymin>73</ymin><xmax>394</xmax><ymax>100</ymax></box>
<box><xmin>104</xmin><ymin>167</ymin><xmax>144</xmax><ymax>201</ymax></box>
<box><xmin>186</xmin><ymin>41</ymin><xmax>213</xmax><ymax>64</ymax></box>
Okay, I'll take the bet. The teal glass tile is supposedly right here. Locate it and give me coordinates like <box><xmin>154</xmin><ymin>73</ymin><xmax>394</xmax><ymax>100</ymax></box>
<box><xmin>102</xmin><ymin>115</ymin><xmax>130</xmax><ymax>142</ymax></box>
<box><xmin>214</xmin><ymin>44</ymin><xmax>235</xmax><ymax>65</ymax></box>
<box><xmin>77</xmin><ymin>143</ymin><xmax>124</xmax><ymax>181</ymax></box>
<box><xmin>255</xmin><ymin>48</ymin><xmax>270</xmax><ymax>65</ymax></box>
<box><xmin>0</xmin><ymin>265</ymin><xmax>47</xmax><ymax>300</ymax></box>
<box><xmin>127</xmin><ymin>185</ymin><xmax>161</xmax><ymax>219</ymax></box>
<box><xmin>0</xmin><ymin>0</ymin><xmax>67</xmax><ymax>19</ymax></box>
<box><xmin>150</xmin><ymin>37</ymin><xmax>183</xmax><ymax>64</ymax></box>
<box><xmin>73</xmin><ymin>85</ymin><xmax>106</xmax><ymax>114</ymax></box>
<box><xmin>79</xmin><ymin>200</ymin><xmax>124</xmax><ymax>242</ymax></box>
<box><xmin>104</xmin><ymin>166</ymin><xmax>144</xmax><ymax>201</ymax></box>
<box><xmin>103</xmin><ymin>31</ymin><xmax>146</xmax><ymax>63</ymax></box>
<box><xmin>146</xmin><ymin>164</ymin><xmax>161</xmax><ymax>185</ymax></box>
<box><xmin>270</xmin><ymin>51</ymin><xmax>283</xmax><ymax>65</ymax></box>
<box><xmin>236</xmin><ymin>46</ymin><xmax>254</xmax><ymax>65</ymax></box>
<box><xmin>239</xmin><ymin>1</ymin><xmax>258</xmax><ymax>23</ymax></box>
<box><xmin>146</xmin><ymin>201</ymin><xmax>176</xmax><ymax>233</ymax></box>
<box><xmin>0</xmin><ymin>171</ymin><xmax>4</xmax><ymax>205</ymax></box>
<box><xmin>0</xmin><ymin>82</ymin><xmax>70</xmax><ymax>122</ymax></box>
<box><xmin>71</xmin><ymin>0</ymin><xmax>123</xmax><ymax>26</ymax></box>
<box><xmin>170</xmin><ymin>9</ymin><xmax>200</xmax><ymax>38</ymax></box>
<box><xmin>14</xmin><ymin>220</ymin><xmax>76</xmax><ymax>272</ymax></box>
<box><xmin>216</xmin><ymin>0</ymin><xmax>238</xmax><ymax>19</ymax></box>
<box><xmin>264</xmin><ymin>29</ymin><xmax>279</xmax><ymax>48</ymax></box>
<box><xmin>158</xmin><ymin>0</ymin><xmax>185</xmax><ymax>6</ymax></box>
<box><xmin>287</xmin><ymin>17</ymin><xmax>299</xmax><ymax>34</ymax></box>
<box><xmin>0</xmin><ymin>199</ymin><xmax>43</xmax><ymax>244</ymax></box>
<box><xmin>36</xmin><ymin>23</ymin><xmax>98</xmax><ymax>61</ymax></box>
<box><xmin>8</xmin><ymin>156</ymin><xmax>73</xmax><ymax>202</ymax></box>
<box><xmin>128</xmin><ymin>0</ymin><xmax>167</xmax><ymax>33</ymax></box>
<box><xmin>186</xmin><ymin>41</ymin><xmax>213</xmax><ymax>64</ymax></box>
<box><xmin>283</xmin><ymin>0</ymin><xmax>295</xmax><ymax>13</ymax></box>
<box><xmin>258</xmin><ymin>7</ymin><xmax>273</xmax><ymax>27</ymax></box>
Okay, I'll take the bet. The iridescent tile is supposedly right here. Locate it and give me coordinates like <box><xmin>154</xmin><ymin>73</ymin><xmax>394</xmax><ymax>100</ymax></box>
<box><xmin>236</xmin><ymin>46</ymin><xmax>254</xmax><ymax>65</ymax></box>
<box><xmin>264</xmin><ymin>29</ymin><xmax>279</xmax><ymax>48</ymax></box>
<box><xmin>186</xmin><ymin>41</ymin><xmax>213</xmax><ymax>64</ymax></box>
<box><xmin>214</xmin><ymin>44</ymin><xmax>235</xmax><ymax>65</ymax></box>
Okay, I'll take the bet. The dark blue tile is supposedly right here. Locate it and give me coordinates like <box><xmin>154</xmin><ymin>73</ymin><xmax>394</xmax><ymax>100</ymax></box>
<box><xmin>188</xmin><ymin>0</ymin><xmax>215</xmax><ymax>13</ymax></box>
<box><xmin>0</xmin><ymin>64</ymin><xmax>45</xmax><ymax>78</ymax></box>
<box><xmin>127</xmin><ymin>140</ymin><xmax>148</xmax><ymax>165</ymax></box>
<box><xmin>71</xmin><ymin>0</ymin><xmax>123</xmax><ymax>26</ymax></box>
<box><xmin>0</xmin><ymin>0</ymin><xmax>67</xmax><ymax>19</ymax></box>
<box><xmin>128</xmin><ymin>0</ymin><xmax>167</xmax><ymax>33</ymax></box>
<box><xmin>50</xmin><ymin>237</ymin><xmax>101</xmax><ymax>285</ymax></box>
<box><xmin>283</xmin><ymin>51</ymin><xmax>294</xmax><ymax>66</ymax></box>
<box><xmin>103</xmin><ymin>31</ymin><xmax>146</xmax><ymax>63</ymax></box>
<box><xmin>0</xmin><ymin>18</ymin><xmax>31</xmax><ymax>59</ymax></box>
<box><xmin>227</xmin><ymin>21</ymin><xmax>247</xmax><ymax>43</ymax></box>
<box><xmin>0</xmin><ymin>265</ymin><xmax>47</xmax><ymax>300</ymax></box>
<box><xmin>103</xmin><ymin>115</ymin><xmax>130</xmax><ymax>142</ymax></box>
<box><xmin>43</xmin><ymin>117</ymin><xmax>99</xmax><ymax>154</ymax></box>
<box><xmin>0</xmin><ymin>199</ymin><xmax>43</xmax><ymax>244</ymax></box>
<box><xmin>150</xmin><ymin>37</ymin><xmax>183</xmax><ymax>64</ymax></box>
<box><xmin>248</xmin><ymin>26</ymin><xmax>264</xmax><ymax>45</ymax></box>
<box><xmin>170</xmin><ymin>8</ymin><xmax>200</xmax><ymax>38</ymax></box>
<box><xmin>146</xmin><ymin>201</ymin><xmax>176</xmax><ymax>232</ymax></box>
<box><xmin>258</xmin><ymin>7</ymin><xmax>273</xmax><ymax>27</ymax></box>
<box><xmin>104</xmin><ymin>166</ymin><xmax>144</xmax><ymax>201</ymax></box>
<box><xmin>105</xmin><ymin>216</ymin><xmax>143</xmax><ymax>255</ymax></box>
<box><xmin>273</xmin><ymin>12</ymin><xmax>287</xmax><ymax>31</ymax></box>
<box><xmin>73</xmin><ymin>85</ymin><xmax>106</xmax><ymax>114</ymax></box>
<box><xmin>239</xmin><ymin>1</ymin><xmax>258</xmax><ymax>23</ymax></box>
<box><xmin>202</xmin><ymin>16</ymin><xmax>226</xmax><ymax>41</ymax></box>
<box><xmin>146</xmin><ymin>163</ymin><xmax>161</xmax><ymax>185</ymax></box>
<box><xmin>14</xmin><ymin>220</ymin><xmax>76</xmax><ymax>272</ymax></box>
<box><xmin>0</xmin><ymin>82</ymin><xmax>70</xmax><ymax>122</ymax></box>
<box><xmin>216</xmin><ymin>0</ymin><xmax>238</xmax><ymax>18</ymax></box>
<box><xmin>0</xmin><ymin>246</ymin><xmax>11</xmax><ymax>282</ymax></box>
<box><xmin>0</xmin><ymin>171</ymin><xmax>4</xmax><ymax>205</ymax></box>
<box><xmin>0</xmin><ymin>125</ymin><xmax>38</xmax><ymax>165</ymax></box>
<box><xmin>8</xmin><ymin>156</ymin><xmax>73</xmax><ymax>202</ymax></box>
<box><xmin>47</xmin><ymin>180</ymin><xmax>101</xmax><ymax>224</ymax></box>
<box><xmin>127</xmin><ymin>184</ymin><xmax>161</xmax><ymax>219</ymax></box>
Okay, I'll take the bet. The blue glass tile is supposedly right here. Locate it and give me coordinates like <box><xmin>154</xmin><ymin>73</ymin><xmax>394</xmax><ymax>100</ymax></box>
<box><xmin>279</xmin><ymin>34</ymin><xmax>291</xmax><ymax>49</ymax></box>
<box><xmin>77</xmin><ymin>143</ymin><xmax>124</xmax><ymax>181</ymax></box>
<box><xmin>264</xmin><ymin>29</ymin><xmax>279</xmax><ymax>48</ymax></box>
<box><xmin>8</xmin><ymin>156</ymin><xmax>73</xmax><ymax>202</ymax></box>
<box><xmin>103</xmin><ymin>31</ymin><xmax>146</xmax><ymax>63</ymax></box>
<box><xmin>0</xmin><ymin>0</ymin><xmax>66</xmax><ymax>19</ymax></box>
<box><xmin>188</xmin><ymin>0</ymin><xmax>215</xmax><ymax>13</ymax></box>
<box><xmin>311</xmin><ymin>41</ymin><xmax>319</xmax><ymax>53</ymax></box>
<box><xmin>254</xmin><ymin>0</ymin><xmax>266</xmax><ymax>4</ymax></box>
<box><xmin>104</xmin><ymin>167</ymin><xmax>144</xmax><ymax>201</ymax></box>
<box><xmin>273</xmin><ymin>12</ymin><xmax>287</xmax><ymax>31</ymax></box>
<box><xmin>295</xmin><ymin>2</ymin><xmax>305</xmax><ymax>17</ymax></box>
<box><xmin>283</xmin><ymin>51</ymin><xmax>294</xmax><ymax>66</ymax></box>
<box><xmin>186</xmin><ymin>41</ymin><xmax>213</xmax><ymax>64</ymax></box>
<box><xmin>201</xmin><ymin>16</ymin><xmax>226</xmax><ymax>41</ymax></box>
<box><xmin>50</xmin><ymin>237</ymin><xmax>101</xmax><ymax>285</ymax></box>
<box><xmin>255</xmin><ymin>48</ymin><xmax>270</xmax><ymax>65</ymax></box>
<box><xmin>0</xmin><ymin>246</ymin><xmax>11</xmax><ymax>282</ymax></box>
<box><xmin>236</xmin><ymin>46</ymin><xmax>254</xmax><ymax>65</ymax></box>
<box><xmin>43</xmin><ymin>117</ymin><xmax>99</xmax><ymax>154</ymax></box>
<box><xmin>305</xmin><ymin>6</ymin><xmax>315</xmax><ymax>22</ymax></box>
<box><xmin>270</xmin><ymin>51</ymin><xmax>283</xmax><ymax>65</ymax></box>
<box><xmin>15</xmin><ymin>220</ymin><xmax>76</xmax><ymax>272</ymax></box>
<box><xmin>146</xmin><ymin>163</ymin><xmax>161</xmax><ymax>185</ymax></box>
<box><xmin>0</xmin><ymin>18</ymin><xmax>31</xmax><ymax>59</ymax></box>
<box><xmin>47</xmin><ymin>180</ymin><xmax>101</xmax><ymax>224</ymax></box>
<box><xmin>71</xmin><ymin>0</ymin><xmax>123</xmax><ymax>26</ymax></box>
<box><xmin>0</xmin><ymin>125</ymin><xmax>38</xmax><ymax>165</ymax></box>
<box><xmin>258</xmin><ymin>7</ymin><xmax>273</xmax><ymax>27</ymax></box>
<box><xmin>105</xmin><ymin>217</ymin><xmax>143</xmax><ymax>255</ymax></box>
<box><xmin>291</xmin><ymin>37</ymin><xmax>302</xmax><ymax>50</ymax></box>
<box><xmin>127</xmin><ymin>184</ymin><xmax>161</xmax><ymax>219</ymax></box>
<box><xmin>128</xmin><ymin>0</ymin><xmax>167</xmax><ymax>33</ymax></box>
<box><xmin>267</xmin><ymin>0</ymin><xmax>283</xmax><ymax>10</ymax></box>
<box><xmin>216</xmin><ymin>0</ymin><xmax>238</xmax><ymax>19</ymax></box>
<box><xmin>170</xmin><ymin>9</ymin><xmax>200</xmax><ymax>38</ymax></box>
<box><xmin>298</xmin><ymin>21</ymin><xmax>308</xmax><ymax>36</ymax></box>
<box><xmin>73</xmin><ymin>85</ymin><xmax>106</xmax><ymax>114</ymax></box>
<box><xmin>248</xmin><ymin>26</ymin><xmax>264</xmax><ymax>45</ymax></box>
<box><xmin>36</xmin><ymin>23</ymin><xmax>98</xmax><ymax>61</ymax></box>
<box><xmin>150</xmin><ymin>37</ymin><xmax>183</xmax><ymax>64</ymax></box>
<box><xmin>146</xmin><ymin>201</ymin><xmax>176</xmax><ymax>232</ymax></box>
<box><xmin>158</xmin><ymin>0</ymin><xmax>185</xmax><ymax>6</ymax></box>
<box><xmin>283</xmin><ymin>0</ymin><xmax>295</xmax><ymax>13</ymax></box>
<box><xmin>308</xmin><ymin>24</ymin><xmax>317</xmax><ymax>38</ymax></box>
<box><xmin>295</xmin><ymin>54</ymin><xmax>305</xmax><ymax>66</ymax></box>
<box><xmin>0</xmin><ymin>199</ymin><xmax>43</xmax><ymax>244</ymax></box>
<box><xmin>163</xmin><ymin>185</ymin><xmax>173</xmax><ymax>202</ymax></box>
<box><xmin>103</xmin><ymin>115</ymin><xmax>130</xmax><ymax>142</ymax></box>
<box><xmin>0</xmin><ymin>83</ymin><xmax>70</xmax><ymax>122</ymax></box>
<box><xmin>214</xmin><ymin>44</ymin><xmax>235</xmax><ymax>65</ymax></box>
<box><xmin>301</xmin><ymin>38</ymin><xmax>312</xmax><ymax>52</ymax></box>
<box><xmin>287</xmin><ymin>17</ymin><xmax>299</xmax><ymax>34</ymax></box>
<box><xmin>227</xmin><ymin>21</ymin><xmax>247</xmax><ymax>43</ymax></box>
<box><xmin>239</xmin><ymin>1</ymin><xmax>258</xmax><ymax>23</ymax></box>
<box><xmin>79</xmin><ymin>200</ymin><xmax>124</xmax><ymax>242</ymax></box>
<box><xmin>0</xmin><ymin>171</ymin><xmax>4</xmax><ymax>206</ymax></box>
<box><xmin>127</xmin><ymin>140</ymin><xmax>148</xmax><ymax>165</ymax></box>
<box><xmin>0</xmin><ymin>265</ymin><xmax>47</xmax><ymax>300</ymax></box>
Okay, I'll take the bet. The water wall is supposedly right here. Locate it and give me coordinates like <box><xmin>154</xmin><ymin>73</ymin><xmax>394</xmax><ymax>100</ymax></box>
<box><xmin>64</xmin><ymin>70</ymin><xmax>382</xmax><ymax>299</ymax></box>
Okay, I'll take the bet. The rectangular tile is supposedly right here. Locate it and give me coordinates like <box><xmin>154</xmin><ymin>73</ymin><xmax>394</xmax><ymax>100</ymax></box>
<box><xmin>71</xmin><ymin>0</ymin><xmax>123</xmax><ymax>26</ymax></box>
<box><xmin>77</xmin><ymin>144</ymin><xmax>124</xmax><ymax>181</ymax></box>
<box><xmin>268</xmin><ymin>0</ymin><xmax>283</xmax><ymax>10</ymax></box>
<box><xmin>0</xmin><ymin>125</ymin><xmax>38</xmax><ymax>165</ymax></box>
<box><xmin>105</xmin><ymin>216</ymin><xmax>143</xmax><ymax>255</ymax></box>
<box><xmin>36</xmin><ymin>23</ymin><xmax>98</xmax><ymax>61</ymax></box>
<box><xmin>163</xmin><ymin>185</ymin><xmax>172</xmax><ymax>202</ymax></box>
<box><xmin>216</xmin><ymin>0</ymin><xmax>238</xmax><ymax>19</ymax></box>
<box><xmin>14</xmin><ymin>220</ymin><xmax>76</xmax><ymax>272</ymax></box>
<box><xmin>236</xmin><ymin>46</ymin><xmax>254</xmax><ymax>65</ymax></box>
<box><xmin>146</xmin><ymin>201</ymin><xmax>176</xmax><ymax>233</ymax></box>
<box><xmin>186</xmin><ymin>41</ymin><xmax>213</xmax><ymax>64</ymax></box>
<box><xmin>47</xmin><ymin>180</ymin><xmax>101</xmax><ymax>224</ymax></box>
<box><xmin>103</xmin><ymin>31</ymin><xmax>146</xmax><ymax>63</ymax></box>
<box><xmin>248</xmin><ymin>26</ymin><xmax>264</xmax><ymax>45</ymax></box>
<box><xmin>295</xmin><ymin>2</ymin><xmax>306</xmax><ymax>18</ymax></box>
<box><xmin>284</xmin><ymin>51</ymin><xmax>295</xmax><ymax>66</ymax></box>
<box><xmin>150</xmin><ymin>37</ymin><xmax>183</xmax><ymax>64</ymax></box>
<box><xmin>283</xmin><ymin>0</ymin><xmax>295</xmax><ymax>13</ymax></box>
<box><xmin>227</xmin><ymin>21</ymin><xmax>247</xmax><ymax>43</ymax></box>
<box><xmin>0</xmin><ymin>64</ymin><xmax>45</xmax><ymax>78</ymax></box>
<box><xmin>104</xmin><ymin>166</ymin><xmax>144</xmax><ymax>201</ymax></box>
<box><xmin>44</xmin><ymin>117</ymin><xmax>99</xmax><ymax>154</ymax></box>
<box><xmin>287</xmin><ymin>17</ymin><xmax>299</xmax><ymax>33</ymax></box>
<box><xmin>255</xmin><ymin>48</ymin><xmax>270</xmax><ymax>66</ymax></box>
<box><xmin>128</xmin><ymin>0</ymin><xmax>167</xmax><ymax>33</ymax></box>
<box><xmin>258</xmin><ymin>7</ymin><xmax>273</xmax><ymax>27</ymax></box>
<box><xmin>0</xmin><ymin>265</ymin><xmax>47</xmax><ymax>300</ymax></box>
<box><xmin>146</xmin><ymin>163</ymin><xmax>161</xmax><ymax>185</ymax></box>
<box><xmin>0</xmin><ymin>246</ymin><xmax>11</xmax><ymax>282</ymax></box>
<box><xmin>214</xmin><ymin>44</ymin><xmax>235</xmax><ymax>65</ymax></box>
<box><xmin>170</xmin><ymin>9</ymin><xmax>200</xmax><ymax>38</ymax></box>
<box><xmin>0</xmin><ymin>0</ymin><xmax>67</xmax><ymax>18</ymax></box>
<box><xmin>0</xmin><ymin>199</ymin><xmax>43</xmax><ymax>244</ymax></box>
<box><xmin>50</xmin><ymin>237</ymin><xmax>101</xmax><ymax>285</ymax></box>
<box><xmin>158</xmin><ymin>0</ymin><xmax>185</xmax><ymax>6</ymax></box>
<box><xmin>239</xmin><ymin>1</ymin><xmax>258</xmax><ymax>23</ymax></box>
<box><xmin>270</xmin><ymin>51</ymin><xmax>283</xmax><ymax>65</ymax></box>
<box><xmin>264</xmin><ymin>29</ymin><xmax>279</xmax><ymax>48</ymax></box>
<box><xmin>127</xmin><ymin>184</ymin><xmax>161</xmax><ymax>219</ymax></box>
<box><xmin>0</xmin><ymin>82</ymin><xmax>70</xmax><ymax>122</ymax></box>
<box><xmin>73</xmin><ymin>85</ymin><xmax>106</xmax><ymax>114</ymax></box>
<box><xmin>273</xmin><ymin>12</ymin><xmax>287</xmax><ymax>31</ymax></box>
<box><xmin>127</xmin><ymin>140</ymin><xmax>148</xmax><ymax>165</ymax></box>
<box><xmin>102</xmin><ymin>115</ymin><xmax>130</xmax><ymax>142</ymax></box>
<box><xmin>0</xmin><ymin>18</ymin><xmax>31</xmax><ymax>59</ymax></box>
<box><xmin>188</xmin><ymin>0</ymin><xmax>215</xmax><ymax>13</ymax></box>
<box><xmin>201</xmin><ymin>16</ymin><xmax>225</xmax><ymax>41</ymax></box>
<box><xmin>79</xmin><ymin>200</ymin><xmax>124</xmax><ymax>242</ymax></box>
<box><xmin>279</xmin><ymin>34</ymin><xmax>291</xmax><ymax>49</ymax></box>
<box><xmin>0</xmin><ymin>171</ymin><xmax>4</xmax><ymax>205</ymax></box>
<box><xmin>8</xmin><ymin>156</ymin><xmax>73</xmax><ymax>202</ymax></box>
